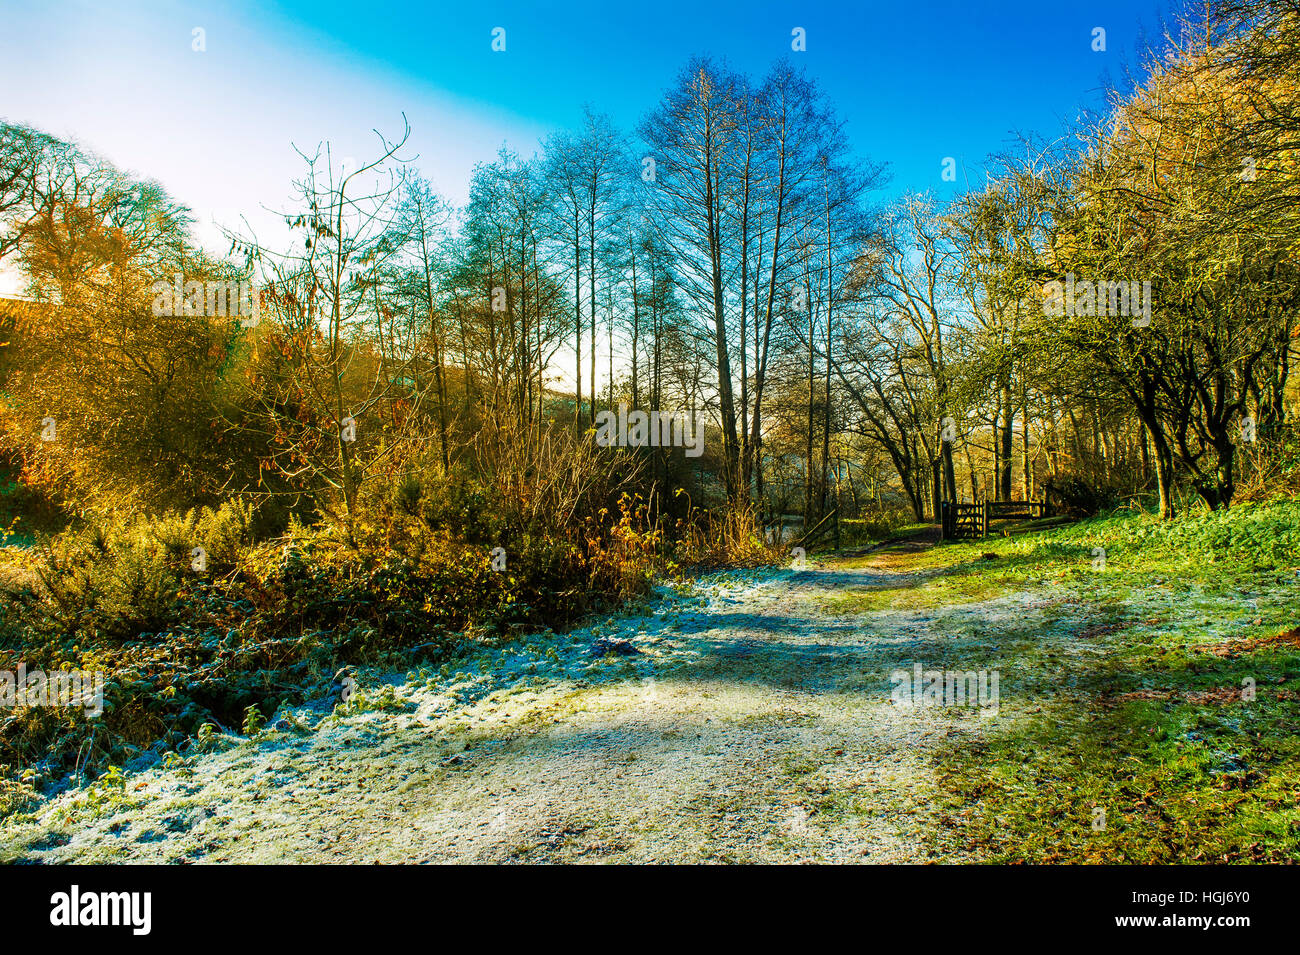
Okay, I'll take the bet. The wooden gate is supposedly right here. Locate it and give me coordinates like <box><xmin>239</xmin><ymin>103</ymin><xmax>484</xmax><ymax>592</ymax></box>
<box><xmin>942</xmin><ymin>499</ymin><xmax>1051</xmax><ymax>540</ymax></box>
<box><xmin>942</xmin><ymin>502</ymin><xmax>987</xmax><ymax>540</ymax></box>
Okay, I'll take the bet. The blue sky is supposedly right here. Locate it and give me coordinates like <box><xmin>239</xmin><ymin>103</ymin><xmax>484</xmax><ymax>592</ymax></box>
<box><xmin>0</xmin><ymin>0</ymin><xmax>1175</xmax><ymax>291</ymax></box>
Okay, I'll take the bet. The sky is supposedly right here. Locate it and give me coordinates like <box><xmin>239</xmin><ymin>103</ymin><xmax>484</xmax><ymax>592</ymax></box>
<box><xmin>0</xmin><ymin>0</ymin><xmax>1176</xmax><ymax>295</ymax></box>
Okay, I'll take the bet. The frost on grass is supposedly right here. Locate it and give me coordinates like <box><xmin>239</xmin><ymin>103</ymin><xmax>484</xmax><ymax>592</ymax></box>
<box><xmin>2</xmin><ymin>561</ymin><xmax>1012</xmax><ymax>863</ymax></box>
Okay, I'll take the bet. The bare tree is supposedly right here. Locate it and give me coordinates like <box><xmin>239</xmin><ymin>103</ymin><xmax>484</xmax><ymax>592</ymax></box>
<box><xmin>233</xmin><ymin>121</ymin><xmax>420</xmax><ymax>538</ymax></box>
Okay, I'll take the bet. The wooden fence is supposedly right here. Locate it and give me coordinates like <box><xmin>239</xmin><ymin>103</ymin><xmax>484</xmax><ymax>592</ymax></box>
<box><xmin>987</xmin><ymin>500</ymin><xmax>1050</xmax><ymax>521</ymax></box>
<box><xmin>942</xmin><ymin>499</ymin><xmax>1052</xmax><ymax>540</ymax></box>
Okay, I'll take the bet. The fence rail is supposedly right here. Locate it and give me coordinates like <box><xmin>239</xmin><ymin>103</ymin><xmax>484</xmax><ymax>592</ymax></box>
<box><xmin>942</xmin><ymin>499</ymin><xmax>1052</xmax><ymax>540</ymax></box>
<box><xmin>987</xmin><ymin>500</ymin><xmax>1050</xmax><ymax>520</ymax></box>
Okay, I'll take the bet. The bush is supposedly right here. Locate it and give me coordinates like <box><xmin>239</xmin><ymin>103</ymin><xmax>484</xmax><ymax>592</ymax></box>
<box><xmin>1044</xmin><ymin>474</ymin><xmax>1122</xmax><ymax>518</ymax></box>
<box><xmin>1142</xmin><ymin>498</ymin><xmax>1300</xmax><ymax>569</ymax></box>
<box><xmin>0</xmin><ymin>489</ymin><xmax>673</xmax><ymax>797</ymax></box>
<box><xmin>673</xmin><ymin>498</ymin><xmax>783</xmax><ymax>570</ymax></box>
<box><xmin>20</xmin><ymin>501</ymin><xmax>255</xmax><ymax>642</ymax></box>
<box><xmin>0</xmin><ymin>443</ymin><xmax>780</xmax><ymax>805</ymax></box>
<box><xmin>1025</xmin><ymin>496</ymin><xmax>1300</xmax><ymax>573</ymax></box>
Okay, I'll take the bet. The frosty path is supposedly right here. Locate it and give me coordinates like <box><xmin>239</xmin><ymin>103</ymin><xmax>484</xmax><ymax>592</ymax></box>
<box><xmin>4</xmin><ymin>544</ymin><xmax>1020</xmax><ymax>863</ymax></box>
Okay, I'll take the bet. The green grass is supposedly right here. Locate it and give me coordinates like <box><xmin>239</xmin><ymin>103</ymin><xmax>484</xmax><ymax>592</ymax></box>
<box><xmin>838</xmin><ymin>498</ymin><xmax>1300</xmax><ymax>863</ymax></box>
<box><xmin>821</xmin><ymin>573</ymin><xmax>1003</xmax><ymax>613</ymax></box>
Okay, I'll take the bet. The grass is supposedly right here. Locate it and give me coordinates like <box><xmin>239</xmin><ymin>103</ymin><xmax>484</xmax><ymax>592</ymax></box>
<box><xmin>863</xmin><ymin>497</ymin><xmax>1300</xmax><ymax>862</ymax></box>
<box><xmin>821</xmin><ymin>574</ymin><xmax>1004</xmax><ymax>613</ymax></box>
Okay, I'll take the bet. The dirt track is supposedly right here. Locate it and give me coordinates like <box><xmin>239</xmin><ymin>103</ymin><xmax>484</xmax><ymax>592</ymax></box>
<box><xmin>3</xmin><ymin>542</ymin><xmax>1020</xmax><ymax>863</ymax></box>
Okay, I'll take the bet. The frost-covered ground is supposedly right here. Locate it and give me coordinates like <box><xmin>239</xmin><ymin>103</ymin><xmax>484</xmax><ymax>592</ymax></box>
<box><xmin>1</xmin><ymin>548</ymin><xmax>1053</xmax><ymax>863</ymax></box>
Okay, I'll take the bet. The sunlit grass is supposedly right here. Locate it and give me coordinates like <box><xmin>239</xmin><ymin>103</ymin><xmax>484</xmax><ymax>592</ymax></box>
<box><xmin>854</xmin><ymin>500</ymin><xmax>1300</xmax><ymax>862</ymax></box>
